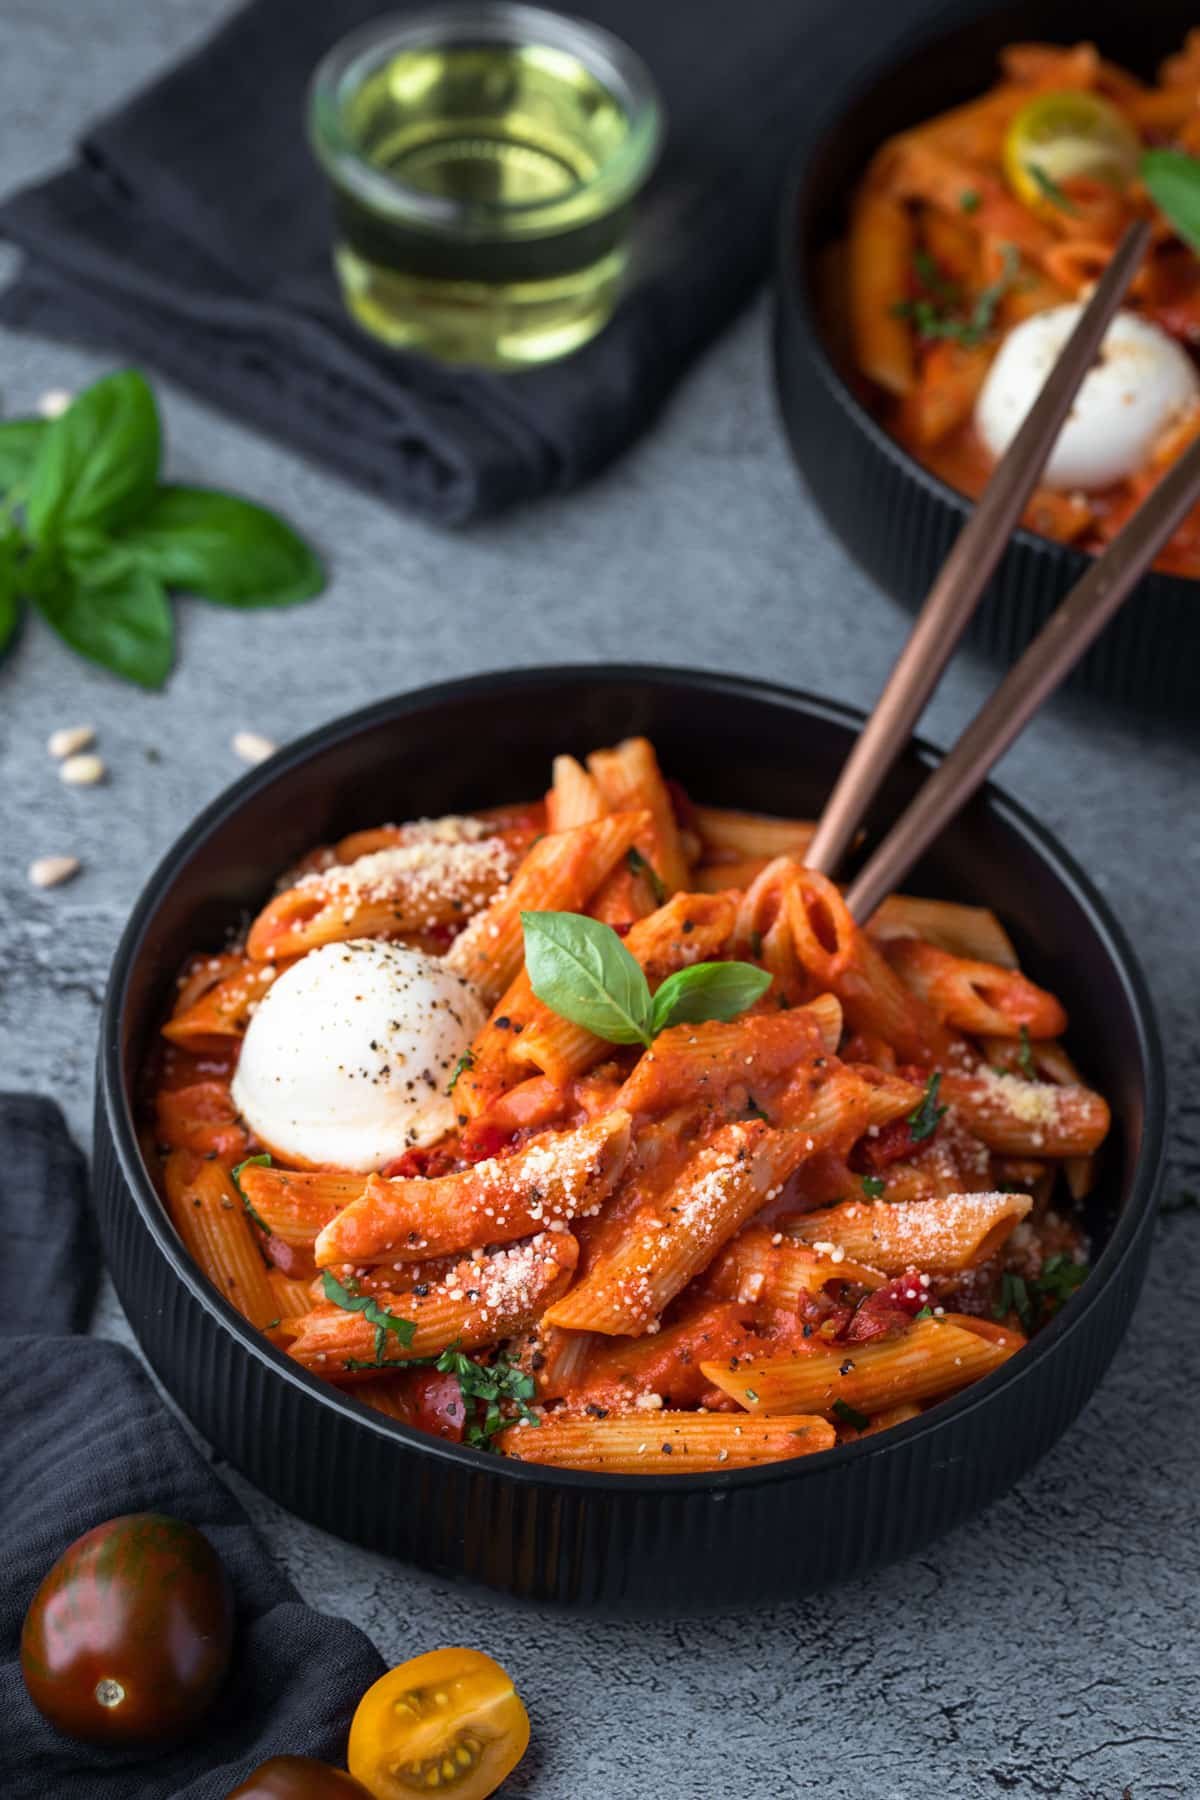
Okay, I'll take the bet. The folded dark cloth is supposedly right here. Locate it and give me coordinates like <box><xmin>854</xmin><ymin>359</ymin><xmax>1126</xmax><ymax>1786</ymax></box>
<box><xmin>0</xmin><ymin>0</ymin><xmax>903</xmax><ymax>524</ymax></box>
<box><xmin>0</xmin><ymin>1095</ymin><xmax>385</xmax><ymax>1800</ymax></box>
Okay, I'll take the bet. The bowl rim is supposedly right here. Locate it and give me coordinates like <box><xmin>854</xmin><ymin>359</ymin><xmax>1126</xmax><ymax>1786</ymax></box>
<box><xmin>99</xmin><ymin>662</ymin><xmax>1167</xmax><ymax>1498</ymax></box>
<box><xmin>773</xmin><ymin>9</ymin><xmax>1199</xmax><ymax>596</ymax></box>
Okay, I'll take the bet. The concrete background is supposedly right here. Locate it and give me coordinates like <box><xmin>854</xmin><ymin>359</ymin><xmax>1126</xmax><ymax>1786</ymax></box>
<box><xmin>1</xmin><ymin>4</ymin><xmax>1197</xmax><ymax>1796</ymax></box>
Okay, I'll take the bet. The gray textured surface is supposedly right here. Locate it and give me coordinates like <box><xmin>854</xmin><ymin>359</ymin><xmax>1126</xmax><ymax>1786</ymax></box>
<box><xmin>1</xmin><ymin>4</ymin><xmax>1198</xmax><ymax>1797</ymax></box>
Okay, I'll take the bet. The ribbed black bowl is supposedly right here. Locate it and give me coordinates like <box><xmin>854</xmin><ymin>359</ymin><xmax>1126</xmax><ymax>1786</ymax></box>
<box><xmin>95</xmin><ymin>667</ymin><xmax>1165</xmax><ymax>1611</ymax></box>
<box><xmin>773</xmin><ymin>0</ymin><xmax>1200</xmax><ymax>715</ymax></box>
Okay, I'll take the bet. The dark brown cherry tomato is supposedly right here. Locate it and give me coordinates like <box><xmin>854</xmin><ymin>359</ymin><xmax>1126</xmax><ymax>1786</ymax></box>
<box><xmin>225</xmin><ymin>1755</ymin><xmax>374</xmax><ymax>1799</ymax></box>
<box><xmin>20</xmin><ymin>1512</ymin><xmax>234</xmax><ymax>1745</ymax></box>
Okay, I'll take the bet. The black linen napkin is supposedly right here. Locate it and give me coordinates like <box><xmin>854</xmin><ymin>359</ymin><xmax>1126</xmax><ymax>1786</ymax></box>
<box><xmin>0</xmin><ymin>1095</ymin><xmax>386</xmax><ymax>1800</ymax></box>
<box><xmin>0</xmin><ymin>0</ymin><xmax>907</xmax><ymax>524</ymax></box>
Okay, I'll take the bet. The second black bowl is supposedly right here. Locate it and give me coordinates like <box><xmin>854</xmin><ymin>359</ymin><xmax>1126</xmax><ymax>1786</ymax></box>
<box><xmin>773</xmin><ymin>0</ymin><xmax>1200</xmax><ymax>715</ymax></box>
<box><xmin>94</xmin><ymin>667</ymin><xmax>1165</xmax><ymax>1610</ymax></box>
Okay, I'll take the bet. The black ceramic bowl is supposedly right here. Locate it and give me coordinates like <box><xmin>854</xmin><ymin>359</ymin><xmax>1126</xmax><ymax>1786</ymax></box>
<box><xmin>95</xmin><ymin>667</ymin><xmax>1165</xmax><ymax>1611</ymax></box>
<box><xmin>773</xmin><ymin>0</ymin><xmax>1200</xmax><ymax>715</ymax></box>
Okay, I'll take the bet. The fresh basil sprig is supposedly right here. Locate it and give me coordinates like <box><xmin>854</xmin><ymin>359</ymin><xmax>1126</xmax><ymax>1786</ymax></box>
<box><xmin>1141</xmin><ymin>149</ymin><xmax>1200</xmax><ymax>254</ymax></box>
<box><xmin>521</xmin><ymin>910</ymin><xmax>772</xmax><ymax>1048</ymax></box>
<box><xmin>0</xmin><ymin>369</ymin><xmax>324</xmax><ymax>685</ymax></box>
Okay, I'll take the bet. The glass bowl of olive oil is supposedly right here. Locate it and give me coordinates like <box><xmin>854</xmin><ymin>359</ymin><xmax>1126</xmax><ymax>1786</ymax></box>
<box><xmin>308</xmin><ymin>4</ymin><xmax>663</xmax><ymax>369</ymax></box>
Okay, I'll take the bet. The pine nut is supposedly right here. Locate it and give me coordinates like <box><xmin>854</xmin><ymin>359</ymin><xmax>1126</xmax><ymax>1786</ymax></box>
<box><xmin>48</xmin><ymin>724</ymin><xmax>96</xmax><ymax>759</ymax></box>
<box><xmin>60</xmin><ymin>753</ymin><xmax>106</xmax><ymax>786</ymax></box>
<box><xmin>232</xmin><ymin>730</ymin><xmax>276</xmax><ymax>765</ymax></box>
<box><xmin>29</xmin><ymin>855</ymin><xmax>81</xmax><ymax>889</ymax></box>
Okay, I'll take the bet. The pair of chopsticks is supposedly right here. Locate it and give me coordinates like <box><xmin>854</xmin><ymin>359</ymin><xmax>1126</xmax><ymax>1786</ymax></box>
<box><xmin>807</xmin><ymin>219</ymin><xmax>1193</xmax><ymax>919</ymax></box>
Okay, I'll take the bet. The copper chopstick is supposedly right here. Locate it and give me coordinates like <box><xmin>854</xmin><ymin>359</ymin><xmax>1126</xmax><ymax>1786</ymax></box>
<box><xmin>804</xmin><ymin>217</ymin><xmax>1153</xmax><ymax>881</ymax></box>
<box><xmin>844</xmin><ymin>422</ymin><xmax>1200</xmax><ymax>921</ymax></box>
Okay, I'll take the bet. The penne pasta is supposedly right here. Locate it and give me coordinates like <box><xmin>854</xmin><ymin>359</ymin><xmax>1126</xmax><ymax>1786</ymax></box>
<box><xmin>783</xmin><ymin>1189</ymin><xmax>1033</xmax><ymax>1275</ymax></box>
<box><xmin>885</xmin><ymin>939</ymin><xmax>1067</xmax><ymax>1038</ymax></box>
<box><xmin>546</xmin><ymin>755</ymin><xmax>605</xmax><ymax>831</ymax></box>
<box><xmin>269</xmin><ymin>1271</ymin><xmax>319</xmax><ymax>1319</ymax></box>
<box><xmin>163</xmin><ymin>1151</ymin><xmax>279</xmax><ymax>1329</ymax></box>
<box><xmin>866</xmin><ymin>896</ymin><xmax>1019</xmax><ymax>970</ymax></box>
<box><xmin>848</xmin><ymin>188</ymin><xmax>917</xmax><ymax>396</ymax></box>
<box><xmin>239</xmin><ymin>1167</ymin><xmax>365</xmax><ymax>1248</ymax></box>
<box><xmin>247</xmin><ymin>828</ymin><xmax>517</xmax><ymax>961</ymax></box>
<box><xmin>612</xmin><ymin>998</ymin><xmax>842</xmax><ymax>1123</ymax></box>
<box><xmin>545</xmin><ymin>1120</ymin><xmax>813</xmax><ymax>1336</ymax></box>
<box><xmin>445</xmin><ymin>811</ymin><xmax>649</xmax><ymax>1003</ymax></box>
<box><xmin>163</xmin><ymin>957</ymin><xmax>289</xmax><ymax>1047</ymax></box>
<box><xmin>783</xmin><ymin>866</ymin><xmax>957</xmax><ymax>1064</ymax></box>
<box><xmin>940</xmin><ymin>1069</ymin><xmax>1110</xmax><ymax>1156</ymax></box>
<box><xmin>586</xmin><ymin>737</ymin><xmax>690</xmax><ymax>895</ymax></box>
<box><xmin>314</xmin><ymin>1112</ymin><xmax>631</xmax><ymax>1267</ymax></box>
<box><xmin>700</xmin><ymin>1318</ymin><xmax>1024</xmax><ymax>1418</ymax></box>
<box><xmin>155</xmin><ymin>1082</ymin><xmax>249</xmax><ymax>1160</ymax></box>
<box><xmin>692</xmin><ymin>805</ymin><xmax>817</xmax><ymax>864</ymax></box>
<box><xmin>703</xmin><ymin>1226</ymin><xmax>886</xmax><ymax>1308</ymax></box>
<box><xmin>495</xmin><ymin>1411</ymin><xmax>837</xmax><ymax>1472</ymax></box>
<box><xmin>286</xmin><ymin>1231</ymin><xmax>578</xmax><ymax>1379</ymax></box>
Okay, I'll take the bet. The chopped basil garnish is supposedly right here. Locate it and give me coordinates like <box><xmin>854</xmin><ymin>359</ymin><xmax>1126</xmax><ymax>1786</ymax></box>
<box><xmin>626</xmin><ymin>845</ymin><xmax>667</xmax><ymax>906</ymax></box>
<box><xmin>907</xmin><ymin>1071</ymin><xmax>948</xmax><ymax>1142</ymax></box>
<box><xmin>832</xmin><ymin>1398</ymin><xmax>871</xmax><ymax>1430</ymax></box>
<box><xmin>992</xmin><ymin>1271</ymin><xmax>1034</xmax><ymax>1333</ymax></box>
<box><xmin>861</xmin><ymin>1175</ymin><xmax>886</xmax><ymax>1200</ymax></box>
<box><xmin>891</xmin><ymin>243</ymin><xmax>1019</xmax><ymax>347</ymax></box>
<box><xmin>322</xmin><ymin>1269</ymin><xmax>417</xmax><ymax>1365</ymax></box>
<box><xmin>231</xmin><ymin>1152</ymin><xmax>273</xmax><ymax>1234</ymax></box>
<box><xmin>1035</xmin><ymin>1253</ymin><xmax>1087</xmax><ymax>1308</ymax></box>
<box><xmin>1029</xmin><ymin>164</ymin><xmax>1079</xmax><ymax>213</ymax></box>
<box><xmin>1017</xmin><ymin>1024</ymin><xmax>1036</xmax><ymax>1079</ymax></box>
<box><xmin>446</xmin><ymin>1049</ymin><xmax>475</xmax><ymax>1095</ymax></box>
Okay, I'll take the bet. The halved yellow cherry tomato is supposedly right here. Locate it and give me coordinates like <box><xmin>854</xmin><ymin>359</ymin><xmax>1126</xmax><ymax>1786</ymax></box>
<box><xmin>1004</xmin><ymin>90</ymin><xmax>1140</xmax><ymax>215</ymax></box>
<box><xmin>348</xmin><ymin>1649</ymin><xmax>529</xmax><ymax>1800</ymax></box>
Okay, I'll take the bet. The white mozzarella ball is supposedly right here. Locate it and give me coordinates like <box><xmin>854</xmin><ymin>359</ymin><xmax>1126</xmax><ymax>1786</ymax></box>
<box><xmin>975</xmin><ymin>306</ymin><xmax>1200</xmax><ymax>491</ymax></box>
<box><xmin>231</xmin><ymin>939</ymin><xmax>485</xmax><ymax>1171</ymax></box>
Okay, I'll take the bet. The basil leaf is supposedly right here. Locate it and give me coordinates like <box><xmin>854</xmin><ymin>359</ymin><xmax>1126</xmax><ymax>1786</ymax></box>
<box><xmin>115</xmin><ymin>485</ymin><xmax>324</xmax><ymax>608</ymax></box>
<box><xmin>232</xmin><ymin>1153</ymin><xmax>273</xmax><ymax>1235</ymax></box>
<box><xmin>626</xmin><ymin>845</ymin><xmax>667</xmax><ymax>906</ymax></box>
<box><xmin>0</xmin><ymin>417</ymin><xmax>47</xmax><ymax>492</ymax></box>
<box><xmin>832</xmin><ymin>1398</ymin><xmax>871</xmax><ymax>1431</ymax></box>
<box><xmin>1141</xmin><ymin>149</ymin><xmax>1200</xmax><ymax>254</ymax></box>
<box><xmin>321</xmin><ymin>1269</ymin><xmax>417</xmax><ymax>1364</ymax></box>
<box><xmin>0</xmin><ymin>535</ymin><xmax>22</xmax><ymax>654</ymax></box>
<box><xmin>907</xmin><ymin>1071</ymin><xmax>948</xmax><ymax>1142</ymax></box>
<box><xmin>0</xmin><ymin>579</ymin><xmax>19</xmax><ymax>656</ymax></box>
<box><xmin>26</xmin><ymin>370</ymin><xmax>160</xmax><ymax>543</ymax></box>
<box><xmin>649</xmin><ymin>960</ymin><xmax>772</xmax><ymax>1035</ymax></box>
<box><xmin>32</xmin><ymin>548</ymin><xmax>173</xmax><ymax>688</ymax></box>
<box><xmin>522</xmin><ymin>910</ymin><xmax>653</xmax><ymax>1047</ymax></box>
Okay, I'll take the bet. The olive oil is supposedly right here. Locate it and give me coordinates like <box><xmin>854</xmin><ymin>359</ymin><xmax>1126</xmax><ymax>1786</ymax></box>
<box><xmin>310</xmin><ymin>11</ymin><xmax>661</xmax><ymax>369</ymax></box>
